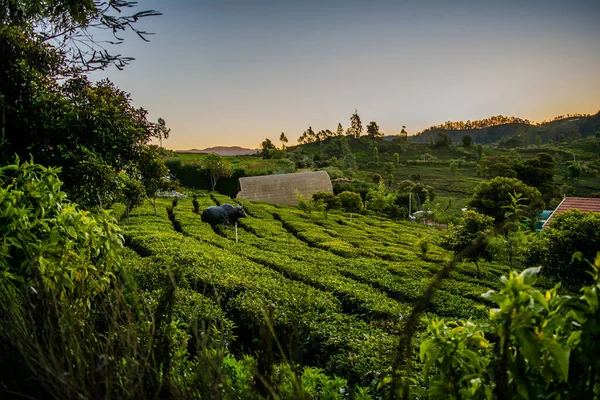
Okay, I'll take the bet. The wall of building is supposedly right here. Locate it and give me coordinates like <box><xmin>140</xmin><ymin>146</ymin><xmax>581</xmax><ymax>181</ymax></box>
<box><xmin>237</xmin><ymin>171</ymin><xmax>333</xmax><ymax>205</ymax></box>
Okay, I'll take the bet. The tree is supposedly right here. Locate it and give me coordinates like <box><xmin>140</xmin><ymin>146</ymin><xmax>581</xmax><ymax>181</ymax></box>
<box><xmin>476</xmin><ymin>143</ymin><xmax>484</xmax><ymax>160</ymax></box>
<box><xmin>296</xmin><ymin>191</ymin><xmax>324</xmax><ymax>219</ymax></box>
<box><xmin>203</xmin><ymin>153</ymin><xmax>232</xmax><ymax>192</ymax></box>
<box><xmin>467</xmin><ymin>177</ymin><xmax>542</xmax><ymax>224</ymax></box>
<box><xmin>366</xmin><ymin>121</ymin><xmax>382</xmax><ymax>138</ymax></box>
<box><xmin>366</xmin><ymin>182</ymin><xmax>394</xmax><ymax>224</ymax></box>
<box><xmin>260</xmin><ymin>138</ymin><xmax>277</xmax><ymax>158</ymax></box>
<box><xmin>349</xmin><ymin>109</ymin><xmax>362</xmax><ymax>138</ymax></box>
<box><xmin>559</xmin><ymin>133</ymin><xmax>567</xmax><ymax>143</ymax></box>
<box><xmin>154</xmin><ymin>117</ymin><xmax>170</xmax><ymax>148</ymax></box>
<box><xmin>279</xmin><ymin>132</ymin><xmax>288</xmax><ymax>149</ymax></box>
<box><xmin>2</xmin><ymin>1</ymin><xmax>161</xmax><ymax>72</ymax></box>
<box><xmin>535</xmin><ymin>134</ymin><xmax>541</xmax><ymax>147</ymax></box>
<box><xmin>444</xmin><ymin>210</ymin><xmax>494</xmax><ymax>275</ymax></box>
<box><xmin>393</xmin><ymin>153</ymin><xmax>400</xmax><ymax>167</ymax></box>
<box><xmin>462</xmin><ymin>135</ymin><xmax>473</xmax><ymax>148</ymax></box>
<box><xmin>336</xmin><ymin>123</ymin><xmax>344</xmax><ymax>136</ymax></box>
<box><xmin>525</xmin><ymin>209</ymin><xmax>600</xmax><ymax>287</ymax></box>
<box><xmin>372</xmin><ymin>173</ymin><xmax>382</xmax><ymax>184</ymax></box>
<box><xmin>0</xmin><ymin>25</ymin><xmax>160</xmax><ymax>209</ymax></box>
<box><xmin>435</xmin><ymin>132</ymin><xmax>452</xmax><ymax>148</ymax></box>
<box><xmin>338</xmin><ymin>191</ymin><xmax>363</xmax><ymax>218</ymax></box>
<box><xmin>373</xmin><ymin>146</ymin><xmax>379</xmax><ymax>162</ymax></box>
<box><xmin>312</xmin><ymin>192</ymin><xmax>340</xmax><ymax>218</ymax></box>
<box><xmin>429</xmin><ymin>135</ymin><xmax>435</xmax><ymax>146</ymax></box>
<box><xmin>138</xmin><ymin>145</ymin><xmax>173</xmax><ymax>215</ymax></box>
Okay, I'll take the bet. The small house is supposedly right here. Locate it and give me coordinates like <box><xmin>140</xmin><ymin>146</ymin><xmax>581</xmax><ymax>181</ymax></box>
<box><xmin>542</xmin><ymin>197</ymin><xmax>600</xmax><ymax>229</ymax></box>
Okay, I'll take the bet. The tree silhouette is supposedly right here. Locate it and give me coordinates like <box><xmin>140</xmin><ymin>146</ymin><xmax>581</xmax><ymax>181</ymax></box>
<box><xmin>279</xmin><ymin>132</ymin><xmax>288</xmax><ymax>149</ymax></box>
<box><xmin>349</xmin><ymin>109</ymin><xmax>363</xmax><ymax>138</ymax></box>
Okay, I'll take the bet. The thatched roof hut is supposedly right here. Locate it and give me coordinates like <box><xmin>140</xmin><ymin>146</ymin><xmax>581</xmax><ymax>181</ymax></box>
<box><xmin>237</xmin><ymin>171</ymin><xmax>332</xmax><ymax>205</ymax></box>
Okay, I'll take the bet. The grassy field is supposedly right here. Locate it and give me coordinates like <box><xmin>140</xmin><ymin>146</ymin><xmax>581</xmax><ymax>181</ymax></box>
<box><xmin>119</xmin><ymin>195</ymin><xmax>509</xmax><ymax>386</ymax></box>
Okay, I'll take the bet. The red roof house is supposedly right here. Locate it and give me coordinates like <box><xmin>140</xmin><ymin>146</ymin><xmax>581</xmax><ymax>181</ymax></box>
<box><xmin>542</xmin><ymin>197</ymin><xmax>600</xmax><ymax>228</ymax></box>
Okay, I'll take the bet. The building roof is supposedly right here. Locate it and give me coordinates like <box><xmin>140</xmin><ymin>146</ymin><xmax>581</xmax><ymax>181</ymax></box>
<box><xmin>542</xmin><ymin>197</ymin><xmax>600</xmax><ymax>228</ymax></box>
<box><xmin>237</xmin><ymin>171</ymin><xmax>333</xmax><ymax>206</ymax></box>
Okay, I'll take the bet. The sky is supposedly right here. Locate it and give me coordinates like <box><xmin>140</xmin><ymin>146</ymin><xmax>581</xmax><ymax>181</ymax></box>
<box><xmin>90</xmin><ymin>0</ymin><xmax>600</xmax><ymax>150</ymax></box>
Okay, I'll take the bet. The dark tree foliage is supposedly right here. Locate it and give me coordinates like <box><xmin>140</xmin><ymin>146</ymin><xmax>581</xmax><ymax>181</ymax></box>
<box><xmin>525</xmin><ymin>210</ymin><xmax>600</xmax><ymax>288</ymax></box>
<box><xmin>1</xmin><ymin>0</ymin><xmax>161</xmax><ymax>71</ymax></box>
<box><xmin>366</xmin><ymin>121</ymin><xmax>382</xmax><ymax>138</ymax></box>
<box><xmin>443</xmin><ymin>210</ymin><xmax>495</xmax><ymax>274</ymax></box>
<box><xmin>0</xmin><ymin>1</ymin><xmax>166</xmax><ymax>210</ymax></box>
<box><xmin>467</xmin><ymin>177</ymin><xmax>542</xmax><ymax>224</ymax></box>
<box><xmin>435</xmin><ymin>132</ymin><xmax>452</xmax><ymax>148</ymax></box>
<box><xmin>477</xmin><ymin>153</ymin><xmax>558</xmax><ymax>195</ymax></box>
<box><xmin>260</xmin><ymin>138</ymin><xmax>277</xmax><ymax>158</ymax></box>
<box><xmin>349</xmin><ymin>109</ymin><xmax>362</xmax><ymax>138</ymax></box>
<box><xmin>462</xmin><ymin>135</ymin><xmax>473</xmax><ymax>147</ymax></box>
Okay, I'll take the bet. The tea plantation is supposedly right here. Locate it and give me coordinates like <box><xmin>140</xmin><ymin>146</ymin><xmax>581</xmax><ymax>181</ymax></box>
<box><xmin>119</xmin><ymin>194</ymin><xmax>505</xmax><ymax>387</ymax></box>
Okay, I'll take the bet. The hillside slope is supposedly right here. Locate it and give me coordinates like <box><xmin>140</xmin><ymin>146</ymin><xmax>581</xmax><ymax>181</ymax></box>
<box><xmin>410</xmin><ymin>112</ymin><xmax>600</xmax><ymax>145</ymax></box>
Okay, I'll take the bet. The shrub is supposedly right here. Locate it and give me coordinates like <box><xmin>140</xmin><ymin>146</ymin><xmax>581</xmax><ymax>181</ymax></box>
<box><xmin>525</xmin><ymin>209</ymin><xmax>600</xmax><ymax>287</ymax></box>
<box><xmin>338</xmin><ymin>191</ymin><xmax>364</xmax><ymax>215</ymax></box>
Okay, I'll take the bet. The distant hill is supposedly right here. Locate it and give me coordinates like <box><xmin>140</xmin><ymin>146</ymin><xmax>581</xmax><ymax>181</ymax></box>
<box><xmin>180</xmin><ymin>146</ymin><xmax>258</xmax><ymax>156</ymax></box>
<box><xmin>409</xmin><ymin>112</ymin><xmax>600</xmax><ymax>146</ymax></box>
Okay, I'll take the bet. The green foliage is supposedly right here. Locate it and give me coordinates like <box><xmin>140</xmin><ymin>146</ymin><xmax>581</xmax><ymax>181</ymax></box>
<box><xmin>203</xmin><ymin>153</ymin><xmax>232</xmax><ymax>191</ymax></box>
<box><xmin>312</xmin><ymin>192</ymin><xmax>341</xmax><ymax>217</ymax></box>
<box><xmin>419</xmin><ymin>264</ymin><xmax>600</xmax><ymax>399</ymax></box>
<box><xmin>419</xmin><ymin>319</ymin><xmax>491</xmax><ymax>399</ymax></box>
<box><xmin>476</xmin><ymin>144</ymin><xmax>484</xmax><ymax>160</ymax></box>
<box><xmin>338</xmin><ymin>191</ymin><xmax>364</xmax><ymax>215</ymax></box>
<box><xmin>396</xmin><ymin>180</ymin><xmax>436</xmax><ymax>204</ymax></box>
<box><xmin>296</xmin><ymin>191</ymin><xmax>325</xmax><ymax>218</ymax></box>
<box><xmin>444</xmin><ymin>210</ymin><xmax>495</xmax><ymax>274</ymax></box>
<box><xmin>366</xmin><ymin>182</ymin><xmax>394</xmax><ymax>220</ymax></box>
<box><xmin>139</xmin><ymin>145</ymin><xmax>173</xmax><ymax>215</ymax></box>
<box><xmin>394</xmin><ymin>152</ymin><xmax>400</xmax><ymax>167</ymax></box>
<box><xmin>372</xmin><ymin>173</ymin><xmax>382</xmax><ymax>184</ymax></box>
<box><xmin>435</xmin><ymin>132</ymin><xmax>452</xmax><ymax>148</ymax></box>
<box><xmin>0</xmin><ymin>157</ymin><xmax>121</xmax><ymax>302</ymax></box>
<box><xmin>467</xmin><ymin>177</ymin><xmax>541</xmax><ymax>224</ymax></box>
<box><xmin>567</xmin><ymin>161</ymin><xmax>583</xmax><ymax>180</ymax></box>
<box><xmin>417</xmin><ymin>237</ymin><xmax>430</xmax><ymax>259</ymax></box>
<box><xmin>476</xmin><ymin>153</ymin><xmax>557</xmax><ymax>195</ymax></box>
<box><xmin>449</xmin><ymin>161</ymin><xmax>458</xmax><ymax>178</ymax></box>
<box><xmin>0</xmin><ymin>24</ymin><xmax>159</xmax><ymax>208</ymax></box>
<box><xmin>525</xmin><ymin>209</ymin><xmax>600</xmax><ymax>287</ymax></box>
<box><xmin>373</xmin><ymin>146</ymin><xmax>379</xmax><ymax>162</ymax></box>
<box><xmin>118</xmin><ymin>170</ymin><xmax>146</xmax><ymax>218</ymax></box>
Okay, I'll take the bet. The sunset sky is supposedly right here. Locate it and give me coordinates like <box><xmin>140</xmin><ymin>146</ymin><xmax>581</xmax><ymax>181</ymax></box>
<box><xmin>90</xmin><ymin>0</ymin><xmax>600</xmax><ymax>150</ymax></box>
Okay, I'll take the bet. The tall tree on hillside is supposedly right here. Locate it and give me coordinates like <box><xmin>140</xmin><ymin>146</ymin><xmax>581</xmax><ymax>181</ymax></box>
<box><xmin>279</xmin><ymin>132</ymin><xmax>288</xmax><ymax>149</ymax></box>
<box><xmin>366</xmin><ymin>121</ymin><xmax>382</xmax><ymax>138</ymax></box>
<box><xmin>394</xmin><ymin>152</ymin><xmax>400</xmax><ymax>167</ymax></box>
<box><xmin>204</xmin><ymin>153</ymin><xmax>232</xmax><ymax>191</ymax></box>
<box><xmin>349</xmin><ymin>109</ymin><xmax>363</xmax><ymax>138</ymax></box>
<box><xmin>535</xmin><ymin>135</ymin><xmax>541</xmax><ymax>147</ymax></box>
<box><xmin>400</xmin><ymin>125</ymin><xmax>408</xmax><ymax>138</ymax></box>
<box><xmin>154</xmin><ymin>117</ymin><xmax>170</xmax><ymax>148</ymax></box>
<box><xmin>260</xmin><ymin>138</ymin><xmax>277</xmax><ymax>158</ymax></box>
<box><xmin>336</xmin><ymin>123</ymin><xmax>344</xmax><ymax>136</ymax></box>
<box><xmin>373</xmin><ymin>146</ymin><xmax>379</xmax><ymax>162</ymax></box>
